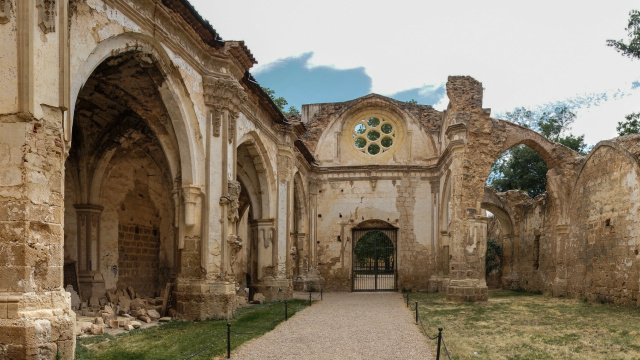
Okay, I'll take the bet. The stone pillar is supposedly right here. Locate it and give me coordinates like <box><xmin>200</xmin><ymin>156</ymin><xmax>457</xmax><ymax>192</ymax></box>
<box><xmin>174</xmin><ymin>76</ymin><xmax>246</xmax><ymax>320</ymax></box>
<box><xmin>249</xmin><ymin>219</ymin><xmax>289</xmax><ymax>300</ymax></box>
<box><xmin>552</xmin><ymin>224</ymin><xmax>569</xmax><ymax>297</ymax></box>
<box><xmin>74</xmin><ymin>204</ymin><xmax>105</xmax><ymax>307</ymax></box>
<box><xmin>307</xmin><ymin>178</ymin><xmax>321</xmax><ymax>284</ymax></box>
<box><xmin>0</xmin><ymin>1</ymin><xmax>77</xmax><ymax>357</ymax></box>
<box><xmin>446</xmin><ymin>215</ymin><xmax>489</xmax><ymax>301</ymax></box>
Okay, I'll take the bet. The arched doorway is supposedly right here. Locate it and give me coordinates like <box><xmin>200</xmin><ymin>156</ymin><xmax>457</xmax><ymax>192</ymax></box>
<box><xmin>64</xmin><ymin>51</ymin><xmax>179</xmax><ymax>304</ymax></box>
<box><xmin>352</xmin><ymin>223</ymin><xmax>397</xmax><ymax>291</ymax></box>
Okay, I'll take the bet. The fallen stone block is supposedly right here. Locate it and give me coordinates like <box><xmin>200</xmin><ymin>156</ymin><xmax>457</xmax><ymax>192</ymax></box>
<box><xmin>138</xmin><ymin>315</ymin><xmax>151</xmax><ymax>323</ymax></box>
<box><xmin>252</xmin><ymin>293</ymin><xmax>265</xmax><ymax>304</ymax></box>
<box><xmin>130</xmin><ymin>321</ymin><xmax>141</xmax><ymax>329</ymax></box>
<box><xmin>123</xmin><ymin>324</ymin><xmax>134</xmax><ymax>331</ymax></box>
<box><xmin>77</xmin><ymin>321</ymin><xmax>93</xmax><ymax>334</ymax></box>
<box><xmin>127</xmin><ymin>286</ymin><xmax>136</xmax><ymax>299</ymax></box>
<box><xmin>159</xmin><ymin>317</ymin><xmax>171</xmax><ymax>322</ymax></box>
<box><xmin>95</xmin><ymin>317</ymin><xmax>104</xmax><ymax>326</ymax></box>
<box><xmin>147</xmin><ymin>309</ymin><xmax>161</xmax><ymax>320</ymax></box>
<box><xmin>130</xmin><ymin>308</ymin><xmax>146</xmax><ymax>317</ymax></box>
<box><xmin>91</xmin><ymin>324</ymin><xmax>104</xmax><ymax>335</ymax></box>
<box><xmin>118</xmin><ymin>296</ymin><xmax>132</xmax><ymax>312</ymax></box>
<box><xmin>109</xmin><ymin>319</ymin><xmax>119</xmax><ymax>329</ymax></box>
<box><xmin>106</xmin><ymin>291</ymin><xmax>118</xmax><ymax>304</ymax></box>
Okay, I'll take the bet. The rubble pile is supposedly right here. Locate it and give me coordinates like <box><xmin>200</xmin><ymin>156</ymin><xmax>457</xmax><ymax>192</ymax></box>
<box><xmin>71</xmin><ymin>285</ymin><xmax>174</xmax><ymax>336</ymax></box>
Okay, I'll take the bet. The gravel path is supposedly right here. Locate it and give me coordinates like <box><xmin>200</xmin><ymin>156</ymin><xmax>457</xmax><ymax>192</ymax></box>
<box><xmin>229</xmin><ymin>292</ymin><xmax>435</xmax><ymax>360</ymax></box>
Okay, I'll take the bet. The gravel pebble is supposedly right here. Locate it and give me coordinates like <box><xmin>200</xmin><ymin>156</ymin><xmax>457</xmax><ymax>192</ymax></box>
<box><xmin>229</xmin><ymin>292</ymin><xmax>435</xmax><ymax>360</ymax></box>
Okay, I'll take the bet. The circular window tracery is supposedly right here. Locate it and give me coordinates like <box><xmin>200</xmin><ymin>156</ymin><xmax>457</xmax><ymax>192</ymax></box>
<box><xmin>352</xmin><ymin>116</ymin><xmax>396</xmax><ymax>155</ymax></box>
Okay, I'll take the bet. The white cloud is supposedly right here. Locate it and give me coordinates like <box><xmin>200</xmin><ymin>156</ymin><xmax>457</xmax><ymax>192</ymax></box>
<box><xmin>189</xmin><ymin>0</ymin><xmax>639</xmax><ymax>142</ymax></box>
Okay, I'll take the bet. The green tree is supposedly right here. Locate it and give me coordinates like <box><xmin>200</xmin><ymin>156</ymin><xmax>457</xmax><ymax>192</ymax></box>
<box><xmin>488</xmin><ymin>105</ymin><xmax>587</xmax><ymax>198</ymax></box>
<box><xmin>286</xmin><ymin>106</ymin><xmax>301</xmax><ymax>116</ymax></box>
<box><xmin>607</xmin><ymin>10</ymin><xmax>640</xmax><ymax>59</ymax></box>
<box><xmin>617</xmin><ymin>113</ymin><xmax>640</xmax><ymax>135</ymax></box>
<box><xmin>406</xmin><ymin>99</ymin><xmax>418</xmax><ymax>105</ymax></box>
<box><xmin>354</xmin><ymin>231</ymin><xmax>394</xmax><ymax>271</ymax></box>
<box><xmin>262</xmin><ymin>87</ymin><xmax>300</xmax><ymax>116</ymax></box>
<box><xmin>608</xmin><ymin>10</ymin><xmax>640</xmax><ymax>135</ymax></box>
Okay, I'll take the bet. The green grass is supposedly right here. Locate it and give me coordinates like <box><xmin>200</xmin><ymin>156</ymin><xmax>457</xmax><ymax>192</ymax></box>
<box><xmin>410</xmin><ymin>290</ymin><xmax>640</xmax><ymax>360</ymax></box>
<box><xmin>75</xmin><ymin>299</ymin><xmax>309</xmax><ymax>360</ymax></box>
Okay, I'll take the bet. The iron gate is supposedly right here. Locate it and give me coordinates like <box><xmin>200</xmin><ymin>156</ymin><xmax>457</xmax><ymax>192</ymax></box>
<box><xmin>352</xmin><ymin>228</ymin><xmax>397</xmax><ymax>291</ymax></box>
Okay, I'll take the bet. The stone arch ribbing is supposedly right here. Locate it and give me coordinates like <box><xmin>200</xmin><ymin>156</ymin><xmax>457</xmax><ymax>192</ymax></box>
<box><xmin>69</xmin><ymin>33</ymin><xmax>202</xmax><ymax>187</ymax></box>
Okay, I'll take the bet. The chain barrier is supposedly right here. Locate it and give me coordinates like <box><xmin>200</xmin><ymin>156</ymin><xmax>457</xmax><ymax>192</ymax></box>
<box><xmin>441</xmin><ymin>337</ymin><xmax>453</xmax><ymax>360</ymax></box>
<box><xmin>229</xmin><ymin>304</ymin><xmax>285</xmax><ymax>336</ymax></box>
<box><xmin>407</xmin><ymin>294</ymin><xmax>454</xmax><ymax>360</ymax></box>
<box><xmin>182</xmin><ymin>293</ymin><xmax>322</xmax><ymax>359</ymax></box>
<box><xmin>181</xmin><ymin>334</ymin><xmax>226</xmax><ymax>360</ymax></box>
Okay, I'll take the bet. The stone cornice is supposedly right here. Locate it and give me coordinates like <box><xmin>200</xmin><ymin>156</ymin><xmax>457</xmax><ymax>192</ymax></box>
<box><xmin>102</xmin><ymin>0</ymin><xmax>242</xmax><ymax>78</ymax></box>
<box><xmin>444</xmin><ymin>122</ymin><xmax>467</xmax><ymax>137</ymax></box>
<box><xmin>436</xmin><ymin>139</ymin><xmax>465</xmax><ymax>169</ymax></box>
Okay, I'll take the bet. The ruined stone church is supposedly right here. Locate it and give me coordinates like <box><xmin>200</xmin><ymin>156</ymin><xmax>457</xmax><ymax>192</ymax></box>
<box><xmin>1</xmin><ymin>0</ymin><xmax>640</xmax><ymax>358</ymax></box>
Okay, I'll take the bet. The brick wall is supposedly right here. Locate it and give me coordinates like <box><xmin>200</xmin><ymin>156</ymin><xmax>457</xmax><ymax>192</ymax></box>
<box><xmin>117</xmin><ymin>224</ymin><xmax>160</xmax><ymax>298</ymax></box>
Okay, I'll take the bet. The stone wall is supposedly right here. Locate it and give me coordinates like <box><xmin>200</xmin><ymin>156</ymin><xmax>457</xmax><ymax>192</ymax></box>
<box><xmin>567</xmin><ymin>142</ymin><xmax>640</xmax><ymax>304</ymax></box>
<box><xmin>486</xmin><ymin>137</ymin><xmax>640</xmax><ymax>305</ymax></box>
<box><xmin>117</xmin><ymin>224</ymin><xmax>161</xmax><ymax>298</ymax></box>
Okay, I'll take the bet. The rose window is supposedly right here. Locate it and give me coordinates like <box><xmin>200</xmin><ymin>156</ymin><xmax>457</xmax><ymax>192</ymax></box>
<box><xmin>352</xmin><ymin>116</ymin><xmax>395</xmax><ymax>155</ymax></box>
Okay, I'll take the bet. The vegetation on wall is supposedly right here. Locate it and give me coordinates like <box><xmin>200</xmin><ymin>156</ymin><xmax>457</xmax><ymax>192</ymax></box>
<box><xmin>262</xmin><ymin>87</ymin><xmax>300</xmax><ymax>116</ymax></box>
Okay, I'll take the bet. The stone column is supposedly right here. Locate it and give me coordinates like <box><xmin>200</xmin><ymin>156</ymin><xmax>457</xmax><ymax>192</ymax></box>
<box><xmin>307</xmin><ymin>179</ymin><xmax>320</xmax><ymax>274</ymax></box>
<box><xmin>552</xmin><ymin>224</ymin><xmax>569</xmax><ymax>296</ymax></box>
<box><xmin>250</xmin><ymin>218</ymin><xmax>287</xmax><ymax>300</ymax></box>
<box><xmin>0</xmin><ymin>1</ymin><xmax>75</xmax><ymax>358</ymax></box>
<box><xmin>74</xmin><ymin>204</ymin><xmax>105</xmax><ymax>307</ymax></box>
<box><xmin>174</xmin><ymin>76</ymin><xmax>246</xmax><ymax>321</ymax></box>
<box><xmin>447</xmin><ymin>214</ymin><xmax>489</xmax><ymax>301</ymax></box>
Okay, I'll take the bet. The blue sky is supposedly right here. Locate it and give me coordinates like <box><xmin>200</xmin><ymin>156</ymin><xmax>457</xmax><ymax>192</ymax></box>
<box><xmin>190</xmin><ymin>0</ymin><xmax>640</xmax><ymax>145</ymax></box>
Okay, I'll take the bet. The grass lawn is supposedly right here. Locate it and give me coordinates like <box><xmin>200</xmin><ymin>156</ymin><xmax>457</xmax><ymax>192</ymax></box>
<box><xmin>75</xmin><ymin>299</ymin><xmax>309</xmax><ymax>360</ymax></box>
<box><xmin>411</xmin><ymin>290</ymin><xmax>640</xmax><ymax>360</ymax></box>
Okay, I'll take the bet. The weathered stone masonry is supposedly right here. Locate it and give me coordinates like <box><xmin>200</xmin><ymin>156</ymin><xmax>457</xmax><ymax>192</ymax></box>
<box><xmin>1</xmin><ymin>0</ymin><xmax>640</xmax><ymax>359</ymax></box>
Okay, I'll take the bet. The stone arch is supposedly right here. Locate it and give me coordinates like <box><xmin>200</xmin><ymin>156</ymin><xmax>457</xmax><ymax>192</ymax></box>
<box><xmin>353</xmin><ymin>218</ymin><xmax>398</xmax><ymax>230</ymax></box>
<box><xmin>573</xmin><ymin>140</ymin><xmax>640</xmax><ymax>188</ymax></box>
<box><xmin>481</xmin><ymin>188</ymin><xmax>513</xmax><ymax>237</ymax></box>
<box><xmin>69</xmin><ymin>32</ymin><xmax>202</xmax><ymax>186</ymax></box>
<box><xmin>497</xmin><ymin>120</ymin><xmax>579</xmax><ymax>170</ymax></box>
<box><xmin>237</xmin><ymin>131</ymin><xmax>275</xmax><ymax>219</ymax></box>
<box><xmin>314</xmin><ymin>94</ymin><xmax>438</xmax><ymax>160</ymax></box>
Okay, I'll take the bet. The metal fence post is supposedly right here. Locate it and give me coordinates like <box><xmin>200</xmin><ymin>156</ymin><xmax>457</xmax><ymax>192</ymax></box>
<box><xmin>415</xmin><ymin>301</ymin><xmax>418</xmax><ymax>324</ymax></box>
<box><xmin>309</xmin><ymin>291</ymin><xmax>312</xmax><ymax>306</ymax></box>
<box><xmin>285</xmin><ymin>300</ymin><xmax>288</xmax><ymax>321</ymax></box>
<box><xmin>227</xmin><ymin>323</ymin><xmax>231</xmax><ymax>359</ymax></box>
<box><xmin>320</xmin><ymin>289</ymin><xmax>323</xmax><ymax>300</ymax></box>
<box><xmin>406</xmin><ymin>291</ymin><xmax>409</xmax><ymax>307</ymax></box>
<box><xmin>436</xmin><ymin>327</ymin><xmax>443</xmax><ymax>360</ymax></box>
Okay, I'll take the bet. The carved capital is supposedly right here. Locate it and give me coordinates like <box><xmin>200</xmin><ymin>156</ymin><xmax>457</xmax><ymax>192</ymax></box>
<box><xmin>203</xmin><ymin>77</ymin><xmax>247</xmax><ymax>141</ymax></box>
<box><xmin>0</xmin><ymin>0</ymin><xmax>11</xmax><ymax>24</ymax></box>
<box><xmin>182</xmin><ymin>186</ymin><xmax>201</xmax><ymax>227</ymax></box>
<box><xmin>37</xmin><ymin>0</ymin><xmax>56</xmax><ymax>33</ymax></box>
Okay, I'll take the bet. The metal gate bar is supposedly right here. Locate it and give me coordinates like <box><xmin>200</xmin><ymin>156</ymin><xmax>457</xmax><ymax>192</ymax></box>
<box><xmin>352</xmin><ymin>228</ymin><xmax>397</xmax><ymax>291</ymax></box>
